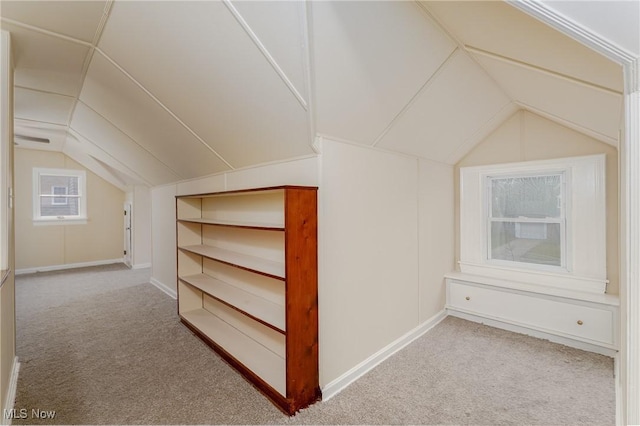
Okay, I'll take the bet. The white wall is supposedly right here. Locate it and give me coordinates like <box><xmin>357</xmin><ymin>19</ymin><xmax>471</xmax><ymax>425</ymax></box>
<box><xmin>132</xmin><ymin>185</ymin><xmax>151</xmax><ymax>268</ymax></box>
<box><xmin>14</xmin><ymin>149</ymin><xmax>125</xmax><ymax>271</ymax></box>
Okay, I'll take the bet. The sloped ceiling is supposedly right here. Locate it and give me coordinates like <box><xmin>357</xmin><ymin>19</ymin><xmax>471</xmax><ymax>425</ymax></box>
<box><xmin>0</xmin><ymin>0</ymin><xmax>627</xmax><ymax>189</ymax></box>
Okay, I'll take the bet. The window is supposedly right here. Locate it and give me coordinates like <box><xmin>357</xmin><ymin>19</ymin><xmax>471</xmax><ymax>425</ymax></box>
<box><xmin>33</xmin><ymin>168</ymin><xmax>87</xmax><ymax>224</ymax></box>
<box><xmin>487</xmin><ymin>173</ymin><xmax>566</xmax><ymax>270</ymax></box>
<box><xmin>459</xmin><ymin>154</ymin><xmax>606</xmax><ymax>294</ymax></box>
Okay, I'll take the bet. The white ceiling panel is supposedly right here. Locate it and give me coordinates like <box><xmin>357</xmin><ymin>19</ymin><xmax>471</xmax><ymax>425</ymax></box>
<box><xmin>62</xmin><ymin>138</ymin><xmax>132</xmax><ymax>191</ymax></box>
<box><xmin>80</xmin><ymin>52</ymin><xmax>230</xmax><ymax>179</ymax></box>
<box><xmin>14</xmin><ymin>87</ymin><xmax>74</xmax><ymax>125</ymax></box>
<box><xmin>539</xmin><ymin>0</ymin><xmax>640</xmax><ymax>57</ymax></box>
<box><xmin>424</xmin><ymin>1</ymin><xmax>624</xmax><ymax>93</ymax></box>
<box><xmin>97</xmin><ymin>1</ymin><xmax>312</xmax><ymax>168</ymax></box>
<box><xmin>474</xmin><ymin>53</ymin><xmax>623</xmax><ymax>141</ymax></box>
<box><xmin>0</xmin><ymin>1</ymin><xmax>107</xmax><ymax>43</ymax></box>
<box><xmin>313</xmin><ymin>1</ymin><xmax>456</xmax><ymax>144</ymax></box>
<box><xmin>231</xmin><ymin>1</ymin><xmax>308</xmax><ymax>102</ymax></box>
<box><xmin>377</xmin><ymin>51</ymin><xmax>511</xmax><ymax>163</ymax></box>
<box><xmin>2</xmin><ymin>22</ymin><xmax>90</xmax><ymax>96</ymax></box>
<box><xmin>70</xmin><ymin>102</ymin><xmax>181</xmax><ymax>186</ymax></box>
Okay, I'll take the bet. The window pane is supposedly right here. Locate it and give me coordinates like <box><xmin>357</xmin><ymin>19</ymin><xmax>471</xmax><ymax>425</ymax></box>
<box><xmin>40</xmin><ymin>196</ymin><xmax>79</xmax><ymax>217</ymax></box>
<box><xmin>40</xmin><ymin>175</ymin><xmax>79</xmax><ymax>196</ymax></box>
<box><xmin>491</xmin><ymin>221</ymin><xmax>561</xmax><ymax>266</ymax></box>
<box><xmin>491</xmin><ymin>175</ymin><xmax>561</xmax><ymax>218</ymax></box>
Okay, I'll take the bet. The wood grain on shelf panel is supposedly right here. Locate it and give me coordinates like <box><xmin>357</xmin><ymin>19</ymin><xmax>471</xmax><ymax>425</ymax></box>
<box><xmin>180</xmin><ymin>273</ymin><xmax>285</xmax><ymax>332</ymax></box>
<box><xmin>179</xmin><ymin>245</ymin><xmax>285</xmax><ymax>280</ymax></box>
<box><xmin>203</xmin><ymin>294</ymin><xmax>285</xmax><ymax>358</ymax></box>
<box><xmin>284</xmin><ymin>187</ymin><xmax>321</xmax><ymax>408</ymax></box>
<box><xmin>181</xmin><ymin>308</ymin><xmax>286</xmax><ymax>395</ymax></box>
<box><xmin>178</xmin><ymin>218</ymin><xmax>284</xmax><ymax>231</ymax></box>
<box><xmin>180</xmin><ymin>317</ymin><xmax>293</xmax><ymax>415</ymax></box>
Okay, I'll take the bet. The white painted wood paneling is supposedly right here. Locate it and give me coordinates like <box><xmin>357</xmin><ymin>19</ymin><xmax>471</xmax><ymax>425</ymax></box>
<box><xmin>13</xmin><ymin>120</ymin><xmax>67</xmax><ymax>152</ymax></box>
<box><xmin>319</xmin><ymin>139</ymin><xmax>419</xmax><ymax>385</ymax></box>
<box><xmin>313</xmin><ymin>1</ymin><xmax>456</xmax><ymax>144</ymax></box>
<box><xmin>3</xmin><ymin>22</ymin><xmax>89</xmax><ymax>96</ymax></box>
<box><xmin>474</xmin><ymin>53</ymin><xmax>623</xmax><ymax>141</ymax></box>
<box><xmin>97</xmin><ymin>1</ymin><xmax>312</xmax><ymax>168</ymax></box>
<box><xmin>418</xmin><ymin>159</ymin><xmax>454</xmax><ymax>322</ymax></box>
<box><xmin>70</xmin><ymin>102</ymin><xmax>180</xmax><ymax>186</ymax></box>
<box><xmin>230</xmin><ymin>0</ymin><xmax>308</xmax><ymax>102</ymax></box>
<box><xmin>425</xmin><ymin>0</ymin><xmax>624</xmax><ymax>92</ymax></box>
<box><xmin>377</xmin><ymin>51</ymin><xmax>510</xmax><ymax>163</ymax></box>
<box><xmin>14</xmin><ymin>87</ymin><xmax>74</xmax><ymax>125</ymax></box>
<box><xmin>80</xmin><ymin>53</ymin><xmax>230</xmax><ymax>179</ymax></box>
<box><xmin>151</xmin><ymin>184</ymin><xmax>178</xmax><ymax>294</ymax></box>
<box><xmin>0</xmin><ymin>1</ymin><xmax>107</xmax><ymax>43</ymax></box>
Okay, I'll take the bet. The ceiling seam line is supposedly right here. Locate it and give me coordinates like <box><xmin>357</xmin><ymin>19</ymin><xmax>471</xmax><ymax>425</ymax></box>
<box><xmin>515</xmin><ymin>100</ymin><xmax>618</xmax><ymax>145</ymax></box>
<box><xmin>91</xmin><ymin>0</ymin><xmax>114</xmax><ymax>47</ymax></box>
<box><xmin>93</xmin><ymin>48</ymin><xmax>235</xmax><ymax>170</ymax></box>
<box><xmin>466</xmin><ymin>45</ymin><xmax>623</xmax><ymax>96</ymax></box>
<box><xmin>222</xmin><ymin>0</ymin><xmax>309</xmax><ymax>111</ymax></box>
<box><xmin>14</xmin><ymin>117</ymin><xmax>67</xmax><ymax>127</ymax></box>
<box><xmin>302</xmin><ymin>1</ymin><xmax>319</xmax><ymax>154</ymax></box>
<box><xmin>75</xmin><ymin>99</ymin><xmax>186</xmax><ymax>179</ymax></box>
<box><xmin>0</xmin><ymin>18</ymin><xmax>92</xmax><ymax>47</ymax></box>
<box><xmin>445</xmin><ymin>101</ymin><xmax>520</xmax><ymax>164</ymax></box>
<box><xmin>415</xmin><ymin>1</ymin><xmax>515</xmax><ymax>105</ymax></box>
<box><xmin>370</xmin><ymin>47</ymin><xmax>459</xmax><ymax>148</ymax></box>
<box><xmin>14</xmin><ymin>116</ymin><xmax>67</xmax><ymax>127</ymax></box>
<box><xmin>67</xmin><ymin>127</ymin><xmax>157</xmax><ymax>187</ymax></box>
<box><xmin>14</xmin><ymin>85</ymin><xmax>76</xmax><ymax>99</ymax></box>
<box><xmin>316</xmin><ymin>132</ymin><xmax>455</xmax><ymax>168</ymax></box>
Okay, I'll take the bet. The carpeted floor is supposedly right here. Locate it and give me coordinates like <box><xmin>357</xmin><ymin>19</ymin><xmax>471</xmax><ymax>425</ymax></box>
<box><xmin>14</xmin><ymin>264</ymin><xmax>615</xmax><ymax>425</ymax></box>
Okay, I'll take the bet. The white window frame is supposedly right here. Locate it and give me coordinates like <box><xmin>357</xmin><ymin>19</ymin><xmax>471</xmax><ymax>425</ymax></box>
<box><xmin>459</xmin><ymin>154</ymin><xmax>606</xmax><ymax>294</ymax></box>
<box><xmin>33</xmin><ymin>168</ymin><xmax>87</xmax><ymax>225</ymax></box>
<box><xmin>484</xmin><ymin>170</ymin><xmax>570</xmax><ymax>273</ymax></box>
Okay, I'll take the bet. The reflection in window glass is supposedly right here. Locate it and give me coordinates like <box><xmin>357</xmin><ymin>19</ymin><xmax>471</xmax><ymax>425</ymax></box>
<box><xmin>491</xmin><ymin>175</ymin><xmax>561</xmax><ymax>218</ymax></box>
<box><xmin>491</xmin><ymin>222</ymin><xmax>562</xmax><ymax>266</ymax></box>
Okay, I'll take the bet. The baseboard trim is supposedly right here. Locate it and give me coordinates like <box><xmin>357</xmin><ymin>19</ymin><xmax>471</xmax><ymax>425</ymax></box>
<box><xmin>448</xmin><ymin>309</ymin><xmax>618</xmax><ymax>357</ymax></box>
<box><xmin>2</xmin><ymin>357</ymin><xmax>20</xmax><ymax>425</ymax></box>
<box><xmin>15</xmin><ymin>259</ymin><xmax>124</xmax><ymax>275</ymax></box>
<box><xmin>615</xmin><ymin>352</ymin><xmax>623</xmax><ymax>426</ymax></box>
<box><xmin>321</xmin><ymin>310</ymin><xmax>447</xmax><ymax>401</ymax></box>
<box><xmin>132</xmin><ymin>263</ymin><xmax>151</xmax><ymax>270</ymax></box>
<box><xmin>150</xmin><ymin>277</ymin><xmax>177</xmax><ymax>299</ymax></box>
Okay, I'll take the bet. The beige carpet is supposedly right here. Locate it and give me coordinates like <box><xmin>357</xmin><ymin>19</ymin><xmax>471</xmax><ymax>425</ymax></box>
<box><xmin>14</xmin><ymin>264</ymin><xmax>615</xmax><ymax>425</ymax></box>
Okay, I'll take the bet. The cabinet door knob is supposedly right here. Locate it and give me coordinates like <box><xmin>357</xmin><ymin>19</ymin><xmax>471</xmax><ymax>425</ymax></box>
<box><xmin>577</xmin><ymin>320</ymin><xmax>584</xmax><ymax>325</ymax></box>
<box><xmin>465</xmin><ymin>296</ymin><xmax>470</xmax><ymax>301</ymax></box>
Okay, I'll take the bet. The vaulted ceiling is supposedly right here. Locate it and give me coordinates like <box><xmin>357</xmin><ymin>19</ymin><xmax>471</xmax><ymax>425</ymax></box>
<box><xmin>0</xmin><ymin>1</ymin><xmax>627</xmax><ymax>190</ymax></box>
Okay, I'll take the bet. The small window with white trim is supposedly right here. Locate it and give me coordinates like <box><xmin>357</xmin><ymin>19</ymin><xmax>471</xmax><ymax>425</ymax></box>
<box><xmin>33</xmin><ymin>168</ymin><xmax>87</xmax><ymax>224</ymax></box>
<box><xmin>487</xmin><ymin>172</ymin><xmax>567</xmax><ymax>271</ymax></box>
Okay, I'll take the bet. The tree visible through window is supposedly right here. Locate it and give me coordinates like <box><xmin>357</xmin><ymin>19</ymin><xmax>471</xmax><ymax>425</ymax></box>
<box><xmin>33</xmin><ymin>168</ymin><xmax>86</xmax><ymax>223</ymax></box>
<box><xmin>488</xmin><ymin>173</ymin><xmax>566</xmax><ymax>269</ymax></box>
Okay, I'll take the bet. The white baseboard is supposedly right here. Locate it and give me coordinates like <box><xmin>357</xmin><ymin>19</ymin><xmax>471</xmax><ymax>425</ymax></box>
<box><xmin>2</xmin><ymin>357</ymin><xmax>20</xmax><ymax>425</ymax></box>
<box><xmin>150</xmin><ymin>277</ymin><xmax>177</xmax><ymax>299</ymax></box>
<box><xmin>448</xmin><ymin>309</ymin><xmax>618</xmax><ymax>357</ymax></box>
<box><xmin>15</xmin><ymin>258</ymin><xmax>124</xmax><ymax>275</ymax></box>
<box><xmin>132</xmin><ymin>263</ymin><xmax>151</xmax><ymax>270</ymax></box>
<box><xmin>321</xmin><ymin>310</ymin><xmax>447</xmax><ymax>401</ymax></box>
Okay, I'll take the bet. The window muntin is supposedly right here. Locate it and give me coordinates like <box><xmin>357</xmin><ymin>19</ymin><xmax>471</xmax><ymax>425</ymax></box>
<box><xmin>487</xmin><ymin>172</ymin><xmax>567</xmax><ymax>270</ymax></box>
<box><xmin>33</xmin><ymin>168</ymin><xmax>86</xmax><ymax>223</ymax></box>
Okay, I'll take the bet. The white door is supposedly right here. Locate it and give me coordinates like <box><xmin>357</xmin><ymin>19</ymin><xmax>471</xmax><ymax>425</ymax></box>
<box><xmin>124</xmin><ymin>203</ymin><xmax>132</xmax><ymax>267</ymax></box>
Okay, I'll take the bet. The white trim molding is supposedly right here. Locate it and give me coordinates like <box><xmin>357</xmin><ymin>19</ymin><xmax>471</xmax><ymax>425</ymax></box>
<box><xmin>150</xmin><ymin>277</ymin><xmax>177</xmax><ymax>300</ymax></box>
<box><xmin>321</xmin><ymin>310</ymin><xmax>447</xmax><ymax>401</ymax></box>
<box><xmin>15</xmin><ymin>258</ymin><xmax>124</xmax><ymax>275</ymax></box>
<box><xmin>131</xmin><ymin>263</ymin><xmax>151</xmax><ymax>270</ymax></box>
<box><xmin>2</xmin><ymin>357</ymin><xmax>20</xmax><ymax>425</ymax></box>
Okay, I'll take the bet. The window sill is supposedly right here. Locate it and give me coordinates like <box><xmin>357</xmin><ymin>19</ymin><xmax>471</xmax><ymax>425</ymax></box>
<box><xmin>446</xmin><ymin>270</ymin><xmax>618</xmax><ymax>306</ymax></box>
<box><xmin>33</xmin><ymin>217</ymin><xmax>88</xmax><ymax>226</ymax></box>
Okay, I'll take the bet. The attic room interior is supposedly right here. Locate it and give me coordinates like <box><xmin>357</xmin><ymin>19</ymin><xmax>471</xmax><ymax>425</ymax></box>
<box><xmin>0</xmin><ymin>0</ymin><xmax>639</xmax><ymax>424</ymax></box>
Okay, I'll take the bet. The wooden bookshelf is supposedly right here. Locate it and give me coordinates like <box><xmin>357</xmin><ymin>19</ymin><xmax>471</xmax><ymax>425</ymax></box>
<box><xmin>176</xmin><ymin>186</ymin><xmax>319</xmax><ymax>414</ymax></box>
